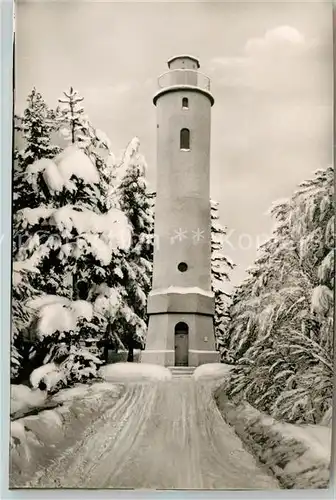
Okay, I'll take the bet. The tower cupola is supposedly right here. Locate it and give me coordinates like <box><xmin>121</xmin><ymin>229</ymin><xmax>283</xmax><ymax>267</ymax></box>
<box><xmin>153</xmin><ymin>54</ymin><xmax>214</xmax><ymax>106</ymax></box>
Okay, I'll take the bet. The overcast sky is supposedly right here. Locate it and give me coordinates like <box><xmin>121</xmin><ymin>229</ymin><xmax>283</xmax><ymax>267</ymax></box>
<box><xmin>15</xmin><ymin>0</ymin><xmax>333</xmax><ymax>291</ymax></box>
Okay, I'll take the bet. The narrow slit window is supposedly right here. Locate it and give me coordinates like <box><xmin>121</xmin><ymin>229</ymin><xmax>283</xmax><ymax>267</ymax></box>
<box><xmin>182</xmin><ymin>97</ymin><xmax>189</xmax><ymax>109</ymax></box>
<box><xmin>180</xmin><ymin>128</ymin><xmax>190</xmax><ymax>150</ymax></box>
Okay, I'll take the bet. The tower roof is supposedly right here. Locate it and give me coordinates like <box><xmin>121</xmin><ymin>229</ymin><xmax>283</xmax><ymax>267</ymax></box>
<box><xmin>153</xmin><ymin>55</ymin><xmax>214</xmax><ymax>107</ymax></box>
<box><xmin>167</xmin><ymin>55</ymin><xmax>200</xmax><ymax>69</ymax></box>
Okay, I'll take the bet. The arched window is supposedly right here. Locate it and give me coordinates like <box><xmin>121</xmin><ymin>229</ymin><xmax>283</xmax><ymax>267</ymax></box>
<box><xmin>180</xmin><ymin>128</ymin><xmax>190</xmax><ymax>150</ymax></box>
<box><xmin>182</xmin><ymin>97</ymin><xmax>189</xmax><ymax>109</ymax></box>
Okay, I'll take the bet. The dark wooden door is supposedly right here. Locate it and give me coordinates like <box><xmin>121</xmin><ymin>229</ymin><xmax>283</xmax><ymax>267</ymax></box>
<box><xmin>174</xmin><ymin>322</ymin><xmax>189</xmax><ymax>366</ymax></box>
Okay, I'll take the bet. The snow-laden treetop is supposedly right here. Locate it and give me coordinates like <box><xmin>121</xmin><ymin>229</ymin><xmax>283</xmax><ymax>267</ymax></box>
<box><xmin>27</xmin><ymin>146</ymin><xmax>100</xmax><ymax>193</ymax></box>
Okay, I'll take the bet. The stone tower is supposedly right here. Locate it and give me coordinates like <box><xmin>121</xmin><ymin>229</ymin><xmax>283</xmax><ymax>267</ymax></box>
<box><xmin>141</xmin><ymin>55</ymin><xmax>219</xmax><ymax>367</ymax></box>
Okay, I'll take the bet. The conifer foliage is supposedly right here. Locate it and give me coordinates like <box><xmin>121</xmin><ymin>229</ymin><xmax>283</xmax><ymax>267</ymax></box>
<box><xmin>210</xmin><ymin>200</ymin><xmax>235</xmax><ymax>351</ymax></box>
<box><xmin>113</xmin><ymin>138</ymin><xmax>154</xmax><ymax>361</ymax></box>
<box><xmin>222</xmin><ymin>166</ymin><xmax>334</xmax><ymax>425</ymax></box>
<box><xmin>12</xmin><ymin>88</ymin><xmax>153</xmax><ymax>388</ymax></box>
<box><xmin>13</xmin><ymin>88</ymin><xmax>60</xmax><ymax>214</ymax></box>
<box><xmin>57</xmin><ymin>87</ymin><xmax>87</xmax><ymax>145</ymax></box>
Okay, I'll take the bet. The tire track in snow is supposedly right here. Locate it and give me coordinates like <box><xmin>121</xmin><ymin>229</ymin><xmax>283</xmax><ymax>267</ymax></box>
<box><xmin>195</xmin><ymin>381</ymin><xmax>278</xmax><ymax>489</ymax></box>
<box><xmin>27</xmin><ymin>378</ymin><xmax>279</xmax><ymax>490</ymax></box>
<box><xmin>106</xmin><ymin>379</ymin><xmax>203</xmax><ymax>490</ymax></box>
<box><xmin>28</xmin><ymin>384</ymin><xmax>140</xmax><ymax>488</ymax></box>
<box><xmin>87</xmin><ymin>382</ymin><xmax>158</xmax><ymax>487</ymax></box>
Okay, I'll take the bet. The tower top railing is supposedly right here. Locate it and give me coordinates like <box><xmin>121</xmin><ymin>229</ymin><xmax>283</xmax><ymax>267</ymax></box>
<box><xmin>157</xmin><ymin>69</ymin><xmax>211</xmax><ymax>92</ymax></box>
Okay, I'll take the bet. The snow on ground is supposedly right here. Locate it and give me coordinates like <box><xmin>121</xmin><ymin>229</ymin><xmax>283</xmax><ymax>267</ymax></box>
<box><xmin>11</xmin><ymin>385</ymin><xmax>47</xmax><ymax>414</ymax></box>
<box><xmin>280</xmin><ymin>424</ymin><xmax>332</xmax><ymax>486</ymax></box>
<box><xmin>214</xmin><ymin>388</ymin><xmax>332</xmax><ymax>489</ymax></box>
<box><xmin>10</xmin><ymin>381</ymin><xmax>124</xmax><ymax>486</ymax></box>
<box><xmin>99</xmin><ymin>362</ymin><xmax>172</xmax><ymax>382</ymax></box>
<box><xmin>51</xmin><ymin>381</ymin><xmax>120</xmax><ymax>404</ymax></box>
<box><xmin>320</xmin><ymin>407</ymin><xmax>332</xmax><ymax>427</ymax></box>
<box><xmin>193</xmin><ymin>363</ymin><xmax>233</xmax><ymax>381</ymax></box>
<box><xmin>50</xmin><ymin>384</ymin><xmax>89</xmax><ymax>404</ymax></box>
<box><xmin>150</xmin><ymin>286</ymin><xmax>214</xmax><ymax>297</ymax></box>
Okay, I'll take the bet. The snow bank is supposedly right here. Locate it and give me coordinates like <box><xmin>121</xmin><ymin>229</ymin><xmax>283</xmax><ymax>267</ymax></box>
<box><xmin>193</xmin><ymin>363</ymin><xmax>233</xmax><ymax>381</ymax></box>
<box><xmin>49</xmin><ymin>384</ymin><xmax>89</xmax><ymax>404</ymax></box>
<box><xmin>150</xmin><ymin>286</ymin><xmax>214</xmax><ymax>297</ymax></box>
<box><xmin>50</xmin><ymin>381</ymin><xmax>119</xmax><ymax>404</ymax></box>
<box><xmin>10</xmin><ymin>381</ymin><xmax>124</xmax><ymax>487</ymax></box>
<box><xmin>320</xmin><ymin>407</ymin><xmax>332</xmax><ymax>427</ymax></box>
<box><xmin>99</xmin><ymin>362</ymin><xmax>172</xmax><ymax>382</ymax></box>
<box><xmin>214</xmin><ymin>388</ymin><xmax>332</xmax><ymax>489</ymax></box>
<box><xmin>11</xmin><ymin>385</ymin><xmax>47</xmax><ymax>415</ymax></box>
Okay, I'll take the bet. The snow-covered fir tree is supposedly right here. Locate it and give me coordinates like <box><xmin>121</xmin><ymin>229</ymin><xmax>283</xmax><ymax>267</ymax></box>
<box><xmin>11</xmin><ymin>262</ymin><xmax>40</xmax><ymax>382</ymax></box>
<box><xmin>56</xmin><ymin>87</ymin><xmax>118</xmax><ymax>212</ymax></box>
<box><xmin>13</xmin><ymin>144</ymin><xmax>132</xmax><ymax>389</ymax></box>
<box><xmin>13</xmin><ymin>88</ymin><xmax>156</xmax><ymax>387</ymax></box>
<box><xmin>13</xmin><ymin>88</ymin><xmax>60</xmax><ymax>254</ymax></box>
<box><xmin>210</xmin><ymin>199</ymin><xmax>235</xmax><ymax>354</ymax></box>
<box><xmin>222</xmin><ymin>166</ymin><xmax>334</xmax><ymax>425</ymax></box>
<box><xmin>14</xmin><ymin>88</ymin><xmax>60</xmax><ymax>169</ymax></box>
<box><xmin>114</xmin><ymin>138</ymin><xmax>154</xmax><ymax>361</ymax></box>
<box><xmin>57</xmin><ymin>87</ymin><xmax>87</xmax><ymax>145</ymax></box>
<box><xmin>13</xmin><ymin>90</ymin><xmax>131</xmax><ymax>385</ymax></box>
<box><xmin>56</xmin><ymin>91</ymin><xmax>154</xmax><ymax>362</ymax></box>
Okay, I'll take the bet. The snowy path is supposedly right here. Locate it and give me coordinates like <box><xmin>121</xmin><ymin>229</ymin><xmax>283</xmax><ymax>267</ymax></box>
<box><xmin>29</xmin><ymin>379</ymin><xmax>278</xmax><ymax>490</ymax></box>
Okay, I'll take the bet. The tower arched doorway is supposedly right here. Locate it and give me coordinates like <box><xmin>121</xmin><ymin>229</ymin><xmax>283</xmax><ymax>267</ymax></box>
<box><xmin>174</xmin><ymin>322</ymin><xmax>189</xmax><ymax>366</ymax></box>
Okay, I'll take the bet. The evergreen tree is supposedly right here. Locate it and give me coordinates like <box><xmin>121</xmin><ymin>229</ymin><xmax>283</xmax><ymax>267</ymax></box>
<box><xmin>56</xmin><ymin>87</ymin><xmax>118</xmax><ymax>213</ymax></box>
<box><xmin>56</xmin><ymin>90</ymin><xmax>151</xmax><ymax>362</ymax></box>
<box><xmin>13</xmin><ymin>89</ymin><xmax>131</xmax><ymax>382</ymax></box>
<box><xmin>13</xmin><ymin>88</ymin><xmax>60</xmax><ymax>255</ymax></box>
<box><xmin>14</xmin><ymin>88</ymin><xmax>60</xmax><ymax>167</ymax></box>
<box><xmin>222</xmin><ymin>166</ymin><xmax>334</xmax><ymax>424</ymax></box>
<box><xmin>57</xmin><ymin>87</ymin><xmax>86</xmax><ymax>145</ymax></box>
<box><xmin>11</xmin><ymin>264</ymin><xmax>39</xmax><ymax>382</ymax></box>
<box><xmin>116</xmin><ymin>138</ymin><xmax>154</xmax><ymax>361</ymax></box>
<box><xmin>210</xmin><ymin>199</ymin><xmax>235</xmax><ymax>354</ymax></box>
<box><xmin>12</xmin><ymin>88</ymin><xmax>154</xmax><ymax>387</ymax></box>
<box><xmin>13</xmin><ymin>144</ymin><xmax>132</xmax><ymax>387</ymax></box>
<box><xmin>13</xmin><ymin>88</ymin><xmax>155</xmax><ymax>383</ymax></box>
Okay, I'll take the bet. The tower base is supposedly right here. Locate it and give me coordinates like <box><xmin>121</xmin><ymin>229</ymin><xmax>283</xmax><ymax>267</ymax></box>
<box><xmin>140</xmin><ymin>348</ymin><xmax>219</xmax><ymax>367</ymax></box>
<box><xmin>140</xmin><ymin>349</ymin><xmax>175</xmax><ymax>366</ymax></box>
<box><xmin>142</xmin><ymin>288</ymin><xmax>219</xmax><ymax>367</ymax></box>
<box><xmin>188</xmin><ymin>349</ymin><xmax>219</xmax><ymax>366</ymax></box>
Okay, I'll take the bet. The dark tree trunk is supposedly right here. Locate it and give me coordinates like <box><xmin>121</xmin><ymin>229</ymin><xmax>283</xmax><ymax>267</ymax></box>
<box><xmin>127</xmin><ymin>343</ymin><xmax>134</xmax><ymax>362</ymax></box>
<box><xmin>103</xmin><ymin>341</ymin><xmax>109</xmax><ymax>364</ymax></box>
<box><xmin>103</xmin><ymin>324</ymin><xmax>110</xmax><ymax>364</ymax></box>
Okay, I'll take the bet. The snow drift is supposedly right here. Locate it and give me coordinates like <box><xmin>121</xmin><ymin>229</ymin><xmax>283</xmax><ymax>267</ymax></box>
<box><xmin>193</xmin><ymin>363</ymin><xmax>233</xmax><ymax>381</ymax></box>
<box><xmin>10</xmin><ymin>381</ymin><xmax>123</xmax><ymax>487</ymax></box>
<box><xmin>11</xmin><ymin>385</ymin><xmax>47</xmax><ymax>415</ymax></box>
<box><xmin>214</xmin><ymin>388</ymin><xmax>332</xmax><ymax>489</ymax></box>
<box><xmin>99</xmin><ymin>362</ymin><xmax>172</xmax><ymax>382</ymax></box>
